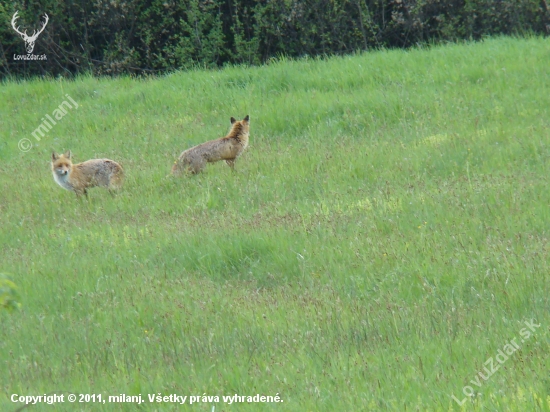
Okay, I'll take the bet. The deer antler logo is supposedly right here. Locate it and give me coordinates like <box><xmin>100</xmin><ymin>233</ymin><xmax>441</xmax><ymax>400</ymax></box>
<box><xmin>11</xmin><ymin>11</ymin><xmax>49</xmax><ymax>54</ymax></box>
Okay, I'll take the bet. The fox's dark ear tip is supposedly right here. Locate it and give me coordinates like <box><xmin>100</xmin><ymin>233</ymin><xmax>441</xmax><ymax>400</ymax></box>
<box><xmin>230</xmin><ymin>117</ymin><xmax>236</xmax><ymax>124</ymax></box>
<box><xmin>244</xmin><ymin>115</ymin><xmax>249</xmax><ymax>121</ymax></box>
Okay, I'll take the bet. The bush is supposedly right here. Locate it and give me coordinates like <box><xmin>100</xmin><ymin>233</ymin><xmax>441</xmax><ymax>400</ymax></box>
<box><xmin>1</xmin><ymin>0</ymin><xmax>548</xmax><ymax>78</ymax></box>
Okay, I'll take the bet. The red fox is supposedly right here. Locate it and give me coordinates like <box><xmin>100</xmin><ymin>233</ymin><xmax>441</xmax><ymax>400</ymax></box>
<box><xmin>171</xmin><ymin>115</ymin><xmax>250</xmax><ymax>175</ymax></box>
<box><xmin>51</xmin><ymin>150</ymin><xmax>124</xmax><ymax>197</ymax></box>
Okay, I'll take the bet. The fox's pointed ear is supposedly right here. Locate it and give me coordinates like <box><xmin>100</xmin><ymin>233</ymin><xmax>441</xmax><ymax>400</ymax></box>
<box><xmin>230</xmin><ymin>117</ymin><xmax>236</xmax><ymax>124</ymax></box>
<box><xmin>64</xmin><ymin>150</ymin><xmax>72</xmax><ymax>159</ymax></box>
<box><xmin>52</xmin><ymin>152</ymin><xmax>59</xmax><ymax>161</ymax></box>
<box><xmin>243</xmin><ymin>115</ymin><xmax>249</xmax><ymax>122</ymax></box>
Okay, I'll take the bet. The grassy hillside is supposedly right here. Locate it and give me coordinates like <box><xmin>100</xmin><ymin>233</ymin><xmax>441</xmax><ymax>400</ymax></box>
<box><xmin>1</xmin><ymin>37</ymin><xmax>549</xmax><ymax>411</ymax></box>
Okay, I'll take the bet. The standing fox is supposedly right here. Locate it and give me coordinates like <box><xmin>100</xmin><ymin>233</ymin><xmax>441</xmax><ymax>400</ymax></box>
<box><xmin>171</xmin><ymin>115</ymin><xmax>250</xmax><ymax>175</ymax></box>
<box><xmin>51</xmin><ymin>150</ymin><xmax>124</xmax><ymax>197</ymax></box>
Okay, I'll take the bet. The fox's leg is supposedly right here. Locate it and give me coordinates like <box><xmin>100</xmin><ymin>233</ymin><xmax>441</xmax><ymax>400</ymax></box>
<box><xmin>191</xmin><ymin>158</ymin><xmax>206</xmax><ymax>174</ymax></box>
<box><xmin>74</xmin><ymin>188</ymin><xmax>88</xmax><ymax>200</ymax></box>
<box><xmin>226</xmin><ymin>159</ymin><xmax>235</xmax><ymax>171</ymax></box>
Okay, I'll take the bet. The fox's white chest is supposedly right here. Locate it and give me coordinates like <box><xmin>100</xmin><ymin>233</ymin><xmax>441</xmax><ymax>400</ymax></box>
<box><xmin>240</xmin><ymin>133</ymin><xmax>249</xmax><ymax>150</ymax></box>
<box><xmin>53</xmin><ymin>171</ymin><xmax>73</xmax><ymax>191</ymax></box>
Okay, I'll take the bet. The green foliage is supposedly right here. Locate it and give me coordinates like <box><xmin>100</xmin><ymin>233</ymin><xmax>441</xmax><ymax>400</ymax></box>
<box><xmin>0</xmin><ymin>273</ymin><xmax>21</xmax><ymax>312</ymax></box>
<box><xmin>1</xmin><ymin>0</ymin><xmax>549</xmax><ymax>78</ymax></box>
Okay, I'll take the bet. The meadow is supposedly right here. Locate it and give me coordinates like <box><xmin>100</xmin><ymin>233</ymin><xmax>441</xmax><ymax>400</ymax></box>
<box><xmin>0</xmin><ymin>36</ymin><xmax>549</xmax><ymax>411</ymax></box>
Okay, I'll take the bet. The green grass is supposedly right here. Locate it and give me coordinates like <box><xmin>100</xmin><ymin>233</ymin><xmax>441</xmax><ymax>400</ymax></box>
<box><xmin>1</xmin><ymin>36</ymin><xmax>549</xmax><ymax>411</ymax></box>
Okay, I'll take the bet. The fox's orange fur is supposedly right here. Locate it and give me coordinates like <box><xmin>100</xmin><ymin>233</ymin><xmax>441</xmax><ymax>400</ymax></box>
<box><xmin>51</xmin><ymin>150</ymin><xmax>124</xmax><ymax>197</ymax></box>
<box><xmin>171</xmin><ymin>115</ymin><xmax>250</xmax><ymax>175</ymax></box>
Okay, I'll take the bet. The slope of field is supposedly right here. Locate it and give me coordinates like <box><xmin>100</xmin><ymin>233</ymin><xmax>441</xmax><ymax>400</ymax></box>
<box><xmin>1</xmin><ymin>37</ymin><xmax>549</xmax><ymax>411</ymax></box>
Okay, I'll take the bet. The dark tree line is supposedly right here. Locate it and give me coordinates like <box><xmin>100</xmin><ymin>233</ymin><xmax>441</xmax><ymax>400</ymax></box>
<box><xmin>1</xmin><ymin>0</ymin><xmax>548</xmax><ymax>78</ymax></box>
